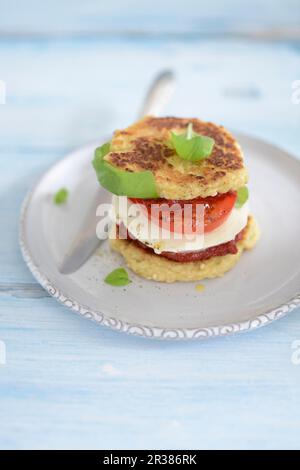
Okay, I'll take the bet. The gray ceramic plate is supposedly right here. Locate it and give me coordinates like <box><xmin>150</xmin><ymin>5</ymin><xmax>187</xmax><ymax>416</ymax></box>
<box><xmin>20</xmin><ymin>133</ymin><xmax>300</xmax><ymax>340</ymax></box>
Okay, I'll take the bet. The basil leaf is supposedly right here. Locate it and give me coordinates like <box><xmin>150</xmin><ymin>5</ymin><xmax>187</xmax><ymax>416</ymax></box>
<box><xmin>93</xmin><ymin>142</ymin><xmax>158</xmax><ymax>198</ymax></box>
<box><xmin>170</xmin><ymin>123</ymin><xmax>215</xmax><ymax>162</ymax></box>
<box><xmin>54</xmin><ymin>187</ymin><xmax>68</xmax><ymax>205</ymax></box>
<box><xmin>235</xmin><ymin>186</ymin><xmax>249</xmax><ymax>208</ymax></box>
<box><xmin>104</xmin><ymin>268</ymin><xmax>131</xmax><ymax>287</ymax></box>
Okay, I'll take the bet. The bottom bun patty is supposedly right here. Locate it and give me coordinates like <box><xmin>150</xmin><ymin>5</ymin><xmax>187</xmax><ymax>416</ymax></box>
<box><xmin>109</xmin><ymin>216</ymin><xmax>260</xmax><ymax>283</ymax></box>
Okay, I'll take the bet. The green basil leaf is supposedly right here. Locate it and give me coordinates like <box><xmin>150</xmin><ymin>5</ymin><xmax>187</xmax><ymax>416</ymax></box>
<box><xmin>170</xmin><ymin>123</ymin><xmax>215</xmax><ymax>162</ymax></box>
<box><xmin>104</xmin><ymin>268</ymin><xmax>131</xmax><ymax>287</ymax></box>
<box><xmin>53</xmin><ymin>187</ymin><xmax>68</xmax><ymax>205</ymax></box>
<box><xmin>235</xmin><ymin>186</ymin><xmax>249</xmax><ymax>208</ymax></box>
<box><xmin>93</xmin><ymin>142</ymin><xmax>159</xmax><ymax>198</ymax></box>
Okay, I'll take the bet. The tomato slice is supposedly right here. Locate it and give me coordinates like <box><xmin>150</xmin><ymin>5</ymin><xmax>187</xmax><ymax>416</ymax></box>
<box><xmin>129</xmin><ymin>191</ymin><xmax>237</xmax><ymax>234</ymax></box>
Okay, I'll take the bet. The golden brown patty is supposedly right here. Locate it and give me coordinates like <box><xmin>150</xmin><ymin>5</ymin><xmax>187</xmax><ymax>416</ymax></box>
<box><xmin>106</xmin><ymin>116</ymin><xmax>248</xmax><ymax>199</ymax></box>
<box><xmin>109</xmin><ymin>216</ymin><xmax>260</xmax><ymax>283</ymax></box>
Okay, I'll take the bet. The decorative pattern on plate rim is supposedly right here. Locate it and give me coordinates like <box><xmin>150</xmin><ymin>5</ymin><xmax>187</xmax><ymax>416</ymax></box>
<box><xmin>19</xmin><ymin>190</ymin><xmax>300</xmax><ymax>341</ymax></box>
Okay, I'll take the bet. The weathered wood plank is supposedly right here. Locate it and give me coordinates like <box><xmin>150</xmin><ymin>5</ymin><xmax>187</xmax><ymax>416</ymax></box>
<box><xmin>0</xmin><ymin>283</ymin><xmax>49</xmax><ymax>298</ymax></box>
<box><xmin>0</xmin><ymin>294</ymin><xmax>300</xmax><ymax>449</ymax></box>
<box><xmin>1</xmin><ymin>0</ymin><xmax>300</xmax><ymax>38</ymax></box>
<box><xmin>0</xmin><ymin>39</ymin><xmax>299</xmax><ymax>153</ymax></box>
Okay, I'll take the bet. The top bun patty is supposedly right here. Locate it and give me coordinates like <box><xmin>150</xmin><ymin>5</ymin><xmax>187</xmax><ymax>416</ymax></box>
<box><xmin>105</xmin><ymin>116</ymin><xmax>248</xmax><ymax>200</ymax></box>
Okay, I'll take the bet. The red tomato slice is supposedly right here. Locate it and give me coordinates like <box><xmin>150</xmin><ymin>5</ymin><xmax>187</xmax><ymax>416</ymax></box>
<box><xmin>129</xmin><ymin>191</ymin><xmax>237</xmax><ymax>234</ymax></box>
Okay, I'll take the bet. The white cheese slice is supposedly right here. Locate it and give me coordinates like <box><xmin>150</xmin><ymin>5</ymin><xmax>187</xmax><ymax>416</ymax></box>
<box><xmin>112</xmin><ymin>196</ymin><xmax>249</xmax><ymax>254</ymax></box>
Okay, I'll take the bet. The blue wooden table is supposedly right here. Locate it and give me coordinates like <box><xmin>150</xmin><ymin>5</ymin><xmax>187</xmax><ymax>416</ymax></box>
<box><xmin>1</xmin><ymin>0</ymin><xmax>300</xmax><ymax>450</ymax></box>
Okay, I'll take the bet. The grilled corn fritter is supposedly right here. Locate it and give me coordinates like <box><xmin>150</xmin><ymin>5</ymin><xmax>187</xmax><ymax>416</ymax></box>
<box><xmin>105</xmin><ymin>116</ymin><xmax>248</xmax><ymax>199</ymax></box>
<box><xmin>109</xmin><ymin>216</ymin><xmax>260</xmax><ymax>283</ymax></box>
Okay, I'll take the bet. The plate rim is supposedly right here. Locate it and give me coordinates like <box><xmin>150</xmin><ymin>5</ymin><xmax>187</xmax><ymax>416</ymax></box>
<box><xmin>19</xmin><ymin>133</ymin><xmax>300</xmax><ymax>340</ymax></box>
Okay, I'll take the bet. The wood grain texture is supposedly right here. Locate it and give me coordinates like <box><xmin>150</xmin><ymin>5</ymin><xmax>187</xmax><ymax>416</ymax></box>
<box><xmin>0</xmin><ymin>1</ymin><xmax>300</xmax><ymax>450</ymax></box>
<box><xmin>1</xmin><ymin>0</ymin><xmax>300</xmax><ymax>38</ymax></box>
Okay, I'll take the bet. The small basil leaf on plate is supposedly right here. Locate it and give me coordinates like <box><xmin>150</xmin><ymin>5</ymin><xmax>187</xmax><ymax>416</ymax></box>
<box><xmin>93</xmin><ymin>142</ymin><xmax>159</xmax><ymax>198</ymax></box>
<box><xmin>235</xmin><ymin>186</ymin><xmax>249</xmax><ymax>208</ymax></box>
<box><xmin>170</xmin><ymin>123</ymin><xmax>215</xmax><ymax>162</ymax></box>
<box><xmin>104</xmin><ymin>268</ymin><xmax>131</xmax><ymax>287</ymax></box>
<box><xmin>54</xmin><ymin>187</ymin><xmax>69</xmax><ymax>205</ymax></box>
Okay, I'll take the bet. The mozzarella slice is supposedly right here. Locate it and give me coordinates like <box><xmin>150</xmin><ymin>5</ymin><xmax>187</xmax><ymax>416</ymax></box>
<box><xmin>112</xmin><ymin>196</ymin><xmax>249</xmax><ymax>254</ymax></box>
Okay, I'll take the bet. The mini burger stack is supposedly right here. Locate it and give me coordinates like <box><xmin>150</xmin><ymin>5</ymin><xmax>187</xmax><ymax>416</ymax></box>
<box><xmin>93</xmin><ymin>117</ymin><xmax>260</xmax><ymax>282</ymax></box>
